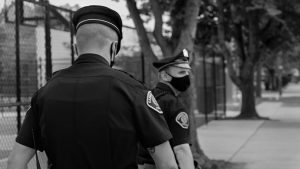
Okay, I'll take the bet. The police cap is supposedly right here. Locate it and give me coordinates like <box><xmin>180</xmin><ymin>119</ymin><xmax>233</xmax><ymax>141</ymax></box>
<box><xmin>72</xmin><ymin>5</ymin><xmax>123</xmax><ymax>53</ymax></box>
<box><xmin>153</xmin><ymin>49</ymin><xmax>191</xmax><ymax>71</ymax></box>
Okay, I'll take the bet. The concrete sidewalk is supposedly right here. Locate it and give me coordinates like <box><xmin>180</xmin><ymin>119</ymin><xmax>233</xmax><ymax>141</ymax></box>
<box><xmin>197</xmin><ymin>83</ymin><xmax>300</xmax><ymax>169</ymax></box>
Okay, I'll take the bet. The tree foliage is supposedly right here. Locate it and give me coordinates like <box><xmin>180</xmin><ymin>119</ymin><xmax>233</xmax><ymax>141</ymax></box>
<box><xmin>204</xmin><ymin>0</ymin><xmax>300</xmax><ymax>118</ymax></box>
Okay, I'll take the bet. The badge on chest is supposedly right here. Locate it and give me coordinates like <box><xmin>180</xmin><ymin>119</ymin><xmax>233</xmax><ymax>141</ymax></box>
<box><xmin>176</xmin><ymin>112</ymin><xmax>189</xmax><ymax>129</ymax></box>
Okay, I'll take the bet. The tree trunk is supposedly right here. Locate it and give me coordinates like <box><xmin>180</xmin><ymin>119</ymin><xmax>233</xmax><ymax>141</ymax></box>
<box><xmin>126</xmin><ymin>0</ymin><xmax>159</xmax><ymax>86</ymax></box>
<box><xmin>174</xmin><ymin>0</ymin><xmax>200</xmax><ymax>53</ymax></box>
<box><xmin>236</xmin><ymin>6</ymin><xmax>262</xmax><ymax>119</ymax></box>
<box><xmin>126</xmin><ymin>0</ymin><xmax>157</xmax><ymax>63</ymax></box>
<box><xmin>256</xmin><ymin>63</ymin><xmax>262</xmax><ymax>97</ymax></box>
<box><xmin>237</xmin><ymin>68</ymin><xmax>260</xmax><ymax>118</ymax></box>
<box><xmin>187</xmin><ymin>65</ymin><xmax>211</xmax><ymax>168</ymax></box>
<box><xmin>190</xmin><ymin>110</ymin><xmax>210</xmax><ymax>167</ymax></box>
<box><xmin>216</xmin><ymin>0</ymin><xmax>241</xmax><ymax>88</ymax></box>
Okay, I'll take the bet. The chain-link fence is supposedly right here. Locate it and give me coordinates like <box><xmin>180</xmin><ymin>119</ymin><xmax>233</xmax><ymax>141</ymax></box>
<box><xmin>0</xmin><ymin>0</ymin><xmax>73</xmax><ymax>168</ymax></box>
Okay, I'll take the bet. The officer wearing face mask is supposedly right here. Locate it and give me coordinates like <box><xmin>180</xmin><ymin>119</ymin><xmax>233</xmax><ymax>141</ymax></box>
<box><xmin>7</xmin><ymin>5</ymin><xmax>179</xmax><ymax>169</ymax></box>
<box><xmin>138</xmin><ymin>49</ymin><xmax>196</xmax><ymax>169</ymax></box>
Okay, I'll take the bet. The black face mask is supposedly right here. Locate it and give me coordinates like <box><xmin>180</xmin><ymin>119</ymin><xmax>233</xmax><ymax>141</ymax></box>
<box><xmin>168</xmin><ymin>74</ymin><xmax>191</xmax><ymax>92</ymax></box>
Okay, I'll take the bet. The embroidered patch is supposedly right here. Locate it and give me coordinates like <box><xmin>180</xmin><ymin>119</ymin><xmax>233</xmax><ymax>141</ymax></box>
<box><xmin>146</xmin><ymin>91</ymin><xmax>163</xmax><ymax>114</ymax></box>
<box><xmin>175</xmin><ymin>112</ymin><xmax>189</xmax><ymax>129</ymax></box>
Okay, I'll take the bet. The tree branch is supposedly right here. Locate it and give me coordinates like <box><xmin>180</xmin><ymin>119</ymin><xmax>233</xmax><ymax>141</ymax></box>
<box><xmin>234</xmin><ymin>23</ymin><xmax>247</xmax><ymax>62</ymax></box>
<box><xmin>150</xmin><ymin>0</ymin><xmax>172</xmax><ymax>57</ymax></box>
<box><xmin>229</xmin><ymin>68</ymin><xmax>242</xmax><ymax>89</ymax></box>
<box><xmin>270</xmin><ymin>15</ymin><xmax>295</xmax><ymax>41</ymax></box>
<box><xmin>248</xmin><ymin>10</ymin><xmax>260</xmax><ymax>65</ymax></box>
<box><xmin>175</xmin><ymin>0</ymin><xmax>200</xmax><ymax>54</ymax></box>
<box><xmin>258</xmin><ymin>17</ymin><xmax>272</xmax><ymax>37</ymax></box>
<box><xmin>217</xmin><ymin>0</ymin><xmax>242</xmax><ymax>88</ymax></box>
<box><xmin>126</xmin><ymin>0</ymin><xmax>157</xmax><ymax>61</ymax></box>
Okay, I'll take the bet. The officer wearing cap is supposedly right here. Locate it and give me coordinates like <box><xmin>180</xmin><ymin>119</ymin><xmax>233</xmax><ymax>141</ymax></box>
<box><xmin>7</xmin><ymin>5</ymin><xmax>178</xmax><ymax>169</ymax></box>
<box><xmin>138</xmin><ymin>49</ymin><xmax>196</xmax><ymax>169</ymax></box>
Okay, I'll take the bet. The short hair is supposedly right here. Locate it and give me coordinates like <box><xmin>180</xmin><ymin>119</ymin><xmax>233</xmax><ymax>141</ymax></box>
<box><xmin>76</xmin><ymin>24</ymin><xmax>118</xmax><ymax>50</ymax></box>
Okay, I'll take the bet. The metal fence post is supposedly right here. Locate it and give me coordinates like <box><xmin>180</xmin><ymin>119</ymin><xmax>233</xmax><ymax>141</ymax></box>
<box><xmin>15</xmin><ymin>0</ymin><xmax>22</xmax><ymax>131</ymax></box>
<box><xmin>212</xmin><ymin>53</ymin><xmax>217</xmax><ymax>120</ymax></box>
<box><xmin>45</xmin><ymin>0</ymin><xmax>52</xmax><ymax>81</ymax></box>
<box><xmin>69</xmin><ymin>12</ymin><xmax>75</xmax><ymax>64</ymax></box>
<box><xmin>222</xmin><ymin>54</ymin><xmax>227</xmax><ymax>117</ymax></box>
<box><xmin>202</xmin><ymin>48</ymin><xmax>208</xmax><ymax>124</ymax></box>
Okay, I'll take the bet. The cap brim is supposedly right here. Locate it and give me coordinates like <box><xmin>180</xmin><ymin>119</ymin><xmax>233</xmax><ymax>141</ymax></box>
<box><xmin>172</xmin><ymin>63</ymin><xmax>191</xmax><ymax>69</ymax></box>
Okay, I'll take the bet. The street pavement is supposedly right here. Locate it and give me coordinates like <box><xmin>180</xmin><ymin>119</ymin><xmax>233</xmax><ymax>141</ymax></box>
<box><xmin>197</xmin><ymin>83</ymin><xmax>300</xmax><ymax>169</ymax></box>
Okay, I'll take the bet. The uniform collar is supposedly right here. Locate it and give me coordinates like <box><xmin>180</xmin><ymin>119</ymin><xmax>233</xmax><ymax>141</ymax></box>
<box><xmin>74</xmin><ymin>53</ymin><xmax>109</xmax><ymax>66</ymax></box>
<box><xmin>156</xmin><ymin>82</ymin><xmax>179</xmax><ymax>96</ymax></box>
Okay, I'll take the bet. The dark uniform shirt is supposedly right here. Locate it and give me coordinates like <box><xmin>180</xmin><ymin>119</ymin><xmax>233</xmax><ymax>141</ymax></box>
<box><xmin>137</xmin><ymin>82</ymin><xmax>190</xmax><ymax>164</ymax></box>
<box><xmin>16</xmin><ymin>54</ymin><xmax>172</xmax><ymax>169</ymax></box>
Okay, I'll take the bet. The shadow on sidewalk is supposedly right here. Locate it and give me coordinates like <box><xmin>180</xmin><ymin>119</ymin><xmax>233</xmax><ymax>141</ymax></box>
<box><xmin>280</xmin><ymin>97</ymin><xmax>300</xmax><ymax>107</ymax></box>
<box><xmin>203</xmin><ymin>160</ymin><xmax>246</xmax><ymax>169</ymax></box>
<box><xmin>223</xmin><ymin>162</ymin><xmax>246</xmax><ymax>169</ymax></box>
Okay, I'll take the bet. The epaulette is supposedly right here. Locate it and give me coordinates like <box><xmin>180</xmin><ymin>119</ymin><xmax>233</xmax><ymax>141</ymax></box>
<box><xmin>116</xmin><ymin>69</ymin><xmax>146</xmax><ymax>87</ymax></box>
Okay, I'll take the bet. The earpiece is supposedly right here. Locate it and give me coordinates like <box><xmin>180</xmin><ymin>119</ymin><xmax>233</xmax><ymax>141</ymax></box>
<box><xmin>110</xmin><ymin>41</ymin><xmax>118</xmax><ymax>57</ymax></box>
<box><xmin>110</xmin><ymin>41</ymin><xmax>118</xmax><ymax>67</ymax></box>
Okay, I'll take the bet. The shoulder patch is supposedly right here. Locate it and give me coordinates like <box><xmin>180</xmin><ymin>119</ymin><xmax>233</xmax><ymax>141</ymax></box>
<box><xmin>175</xmin><ymin>112</ymin><xmax>189</xmax><ymax>129</ymax></box>
<box><xmin>146</xmin><ymin>91</ymin><xmax>163</xmax><ymax>114</ymax></box>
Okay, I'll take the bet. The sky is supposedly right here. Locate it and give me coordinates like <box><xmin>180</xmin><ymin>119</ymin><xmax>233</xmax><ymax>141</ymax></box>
<box><xmin>50</xmin><ymin>0</ymin><xmax>133</xmax><ymax>26</ymax></box>
<box><xmin>0</xmin><ymin>0</ymin><xmax>135</xmax><ymax>27</ymax></box>
<box><xmin>0</xmin><ymin>0</ymin><xmax>128</xmax><ymax>14</ymax></box>
<box><xmin>49</xmin><ymin>0</ymin><xmax>129</xmax><ymax>17</ymax></box>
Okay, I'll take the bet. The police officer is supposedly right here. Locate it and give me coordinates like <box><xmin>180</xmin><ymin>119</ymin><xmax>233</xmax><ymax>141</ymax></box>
<box><xmin>7</xmin><ymin>5</ymin><xmax>178</xmax><ymax>169</ymax></box>
<box><xmin>138</xmin><ymin>49</ymin><xmax>195</xmax><ymax>169</ymax></box>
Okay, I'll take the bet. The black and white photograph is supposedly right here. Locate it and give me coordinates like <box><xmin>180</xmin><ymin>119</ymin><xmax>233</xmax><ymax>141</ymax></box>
<box><xmin>0</xmin><ymin>0</ymin><xmax>299</xmax><ymax>169</ymax></box>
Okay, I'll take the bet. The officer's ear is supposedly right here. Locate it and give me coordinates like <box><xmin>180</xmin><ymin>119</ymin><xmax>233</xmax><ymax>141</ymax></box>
<box><xmin>110</xmin><ymin>41</ymin><xmax>118</xmax><ymax>57</ymax></box>
<box><xmin>160</xmin><ymin>70</ymin><xmax>172</xmax><ymax>82</ymax></box>
<box><xmin>110</xmin><ymin>41</ymin><xmax>118</xmax><ymax>67</ymax></box>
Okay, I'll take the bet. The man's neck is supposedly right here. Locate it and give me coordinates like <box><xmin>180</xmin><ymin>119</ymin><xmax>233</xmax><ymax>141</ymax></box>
<box><xmin>78</xmin><ymin>51</ymin><xmax>110</xmax><ymax>63</ymax></box>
